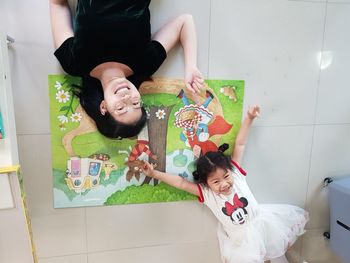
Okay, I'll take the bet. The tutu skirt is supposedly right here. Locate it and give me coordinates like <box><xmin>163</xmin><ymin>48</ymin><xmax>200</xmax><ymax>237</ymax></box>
<box><xmin>217</xmin><ymin>204</ymin><xmax>309</xmax><ymax>263</ymax></box>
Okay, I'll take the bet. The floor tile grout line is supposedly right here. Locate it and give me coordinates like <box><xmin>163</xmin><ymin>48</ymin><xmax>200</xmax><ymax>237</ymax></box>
<box><xmin>288</xmin><ymin>0</ymin><xmax>350</xmax><ymax>4</ymax></box>
<box><xmin>84</xmin><ymin>207</ymin><xmax>89</xmax><ymax>262</ymax></box>
<box><xmin>300</xmin><ymin>2</ymin><xmax>328</xmax><ymax>261</ymax></box>
<box><xmin>288</xmin><ymin>0</ymin><xmax>350</xmax><ymax>5</ymax></box>
<box><xmin>37</xmin><ymin>239</ymin><xmax>217</xmax><ymax>261</ymax></box>
<box><xmin>38</xmin><ymin>252</ymin><xmax>87</xmax><ymax>260</ymax></box>
<box><xmin>304</xmin><ymin>1</ymin><xmax>328</xmax><ymax>210</ymax></box>
<box><xmin>206</xmin><ymin>0</ymin><xmax>212</xmax><ymax>79</ymax></box>
<box><xmin>85</xmin><ymin>240</ymin><xmax>216</xmax><ymax>256</ymax></box>
<box><xmin>311</xmin><ymin>1</ymin><xmax>328</xmax><ymax>128</ymax></box>
<box><xmin>14</xmin><ymin>121</ymin><xmax>350</xmax><ymax>139</ymax></box>
<box><xmin>17</xmin><ymin>133</ymin><xmax>51</xmax><ymax>136</ymax></box>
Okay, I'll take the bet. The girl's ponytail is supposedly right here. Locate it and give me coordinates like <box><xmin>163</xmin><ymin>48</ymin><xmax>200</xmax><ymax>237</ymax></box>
<box><xmin>192</xmin><ymin>170</ymin><xmax>200</xmax><ymax>181</ymax></box>
<box><xmin>218</xmin><ymin>143</ymin><xmax>229</xmax><ymax>153</ymax></box>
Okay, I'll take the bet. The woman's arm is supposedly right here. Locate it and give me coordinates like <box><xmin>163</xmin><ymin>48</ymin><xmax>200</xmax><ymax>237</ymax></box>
<box><xmin>231</xmin><ymin>105</ymin><xmax>260</xmax><ymax>165</ymax></box>
<box><xmin>49</xmin><ymin>0</ymin><xmax>74</xmax><ymax>49</ymax></box>
<box><xmin>142</xmin><ymin>161</ymin><xmax>200</xmax><ymax>196</ymax></box>
<box><xmin>152</xmin><ymin>14</ymin><xmax>203</xmax><ymax>94</ymax></box>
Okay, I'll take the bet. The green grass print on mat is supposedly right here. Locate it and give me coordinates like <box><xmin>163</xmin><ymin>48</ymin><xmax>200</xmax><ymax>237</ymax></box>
<box><xmin>49</xmin><ymin>75</ymin><xmax>244</xmax><ymax>207</ymax></box>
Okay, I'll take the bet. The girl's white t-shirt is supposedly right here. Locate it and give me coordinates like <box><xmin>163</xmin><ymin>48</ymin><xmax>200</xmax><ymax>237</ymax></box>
<box><xmin>197</xmin><ymin>160</ymin><xmax>259</xmax><ymax>232</ymax></box>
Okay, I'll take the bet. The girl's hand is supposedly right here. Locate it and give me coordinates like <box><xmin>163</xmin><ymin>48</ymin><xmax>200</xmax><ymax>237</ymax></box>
<box><xmin>185</xmin><ymin>66</ymin><xmax>204</xmax><ymax>94</ymax></box>
<box><xmin>247</xmin><ymin>105</ymin><xmax>260</xmax><ymax>120</ymax></box>
<box><xmin>141</xmin><ymin>161</ymin><xmax>155</xmax><ymax>177</ymax></box>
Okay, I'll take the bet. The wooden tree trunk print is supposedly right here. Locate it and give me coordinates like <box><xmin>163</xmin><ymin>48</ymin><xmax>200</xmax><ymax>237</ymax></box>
<box><xmin>142</xmin><ymin>105</ymin><xmax>174</xmax><ymax>185</ymax></box>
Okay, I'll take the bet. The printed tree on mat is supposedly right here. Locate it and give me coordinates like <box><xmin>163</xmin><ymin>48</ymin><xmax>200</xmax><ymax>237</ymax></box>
<box><xmin>143</xmin><ymin>105</ymin><xmax>174</xmax><ymax>185</ymax></box>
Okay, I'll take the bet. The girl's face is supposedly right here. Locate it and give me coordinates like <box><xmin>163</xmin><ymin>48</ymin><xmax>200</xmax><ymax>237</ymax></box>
<box><xmin>207</xmin><ymin>168</ymin><xmax>233</xmax><ymax>196</ymax></box>
<box><xmin>100</xmin><ymin>78</ymin><xmax>142</xmax><ymax>125</ymax></box>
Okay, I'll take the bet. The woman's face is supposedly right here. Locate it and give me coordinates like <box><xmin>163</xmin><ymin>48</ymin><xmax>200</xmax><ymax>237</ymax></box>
<box><xmin>100</xmin><ymin>78</ymin><xmax>143</xmax><ymax>125</ymax></box>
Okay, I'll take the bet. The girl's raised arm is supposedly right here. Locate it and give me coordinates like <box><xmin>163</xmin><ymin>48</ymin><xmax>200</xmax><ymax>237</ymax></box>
<box><xmin>142</xmin><ymin>161</ymin><xmax>200</xmax><ymax>197</ymax></box>
<box><xmin>231</xmin><ymin>105</ymin><xmax>260</xmax><ymax>165</ymax></box>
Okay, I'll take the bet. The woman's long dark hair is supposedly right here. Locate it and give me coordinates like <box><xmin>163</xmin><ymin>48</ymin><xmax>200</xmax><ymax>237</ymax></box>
<box><xmin>193</xmin><ymin>143</ymin><xmax>233</xmax><ymax>185</ymax></box>
<box><xmin>74</xmin><ymin>75</ymin><xmax>148</xmax><ymax>139</ymax></box>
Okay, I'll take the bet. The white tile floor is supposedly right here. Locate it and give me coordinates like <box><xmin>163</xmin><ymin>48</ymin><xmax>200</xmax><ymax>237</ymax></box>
<box><xmin>2</xmin><ymin>0</ymin><xmax>350</xmax><ymax>262</ymax></box>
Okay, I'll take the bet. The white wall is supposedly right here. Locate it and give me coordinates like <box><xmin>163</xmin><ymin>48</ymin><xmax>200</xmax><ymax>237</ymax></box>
<box><xmin>2</xmin><ymin>0</ymin><xmax>350</xmax><ymax>262</ymax></box>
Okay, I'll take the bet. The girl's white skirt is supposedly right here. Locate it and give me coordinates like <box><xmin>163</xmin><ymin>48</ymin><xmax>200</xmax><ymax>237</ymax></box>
<box><xmin>217</xmin><ymin>204</ymin><xmax>309</xmax><ymax>263</ymax></box>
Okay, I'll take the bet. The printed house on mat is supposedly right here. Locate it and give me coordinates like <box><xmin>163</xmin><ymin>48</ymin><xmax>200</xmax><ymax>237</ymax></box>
<box><xmin>65</xmin><ymin>157</ymin><xmax>103</xmax><ymax>193</ymax></box>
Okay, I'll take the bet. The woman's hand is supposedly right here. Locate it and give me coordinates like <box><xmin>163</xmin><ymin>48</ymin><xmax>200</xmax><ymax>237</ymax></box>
<box><xmin>247</xmin><ymin>105</ymin><xmax>260</xmax><ymax>120</ymax></box>
<box><xmin>185</xmin><ymin>66</ymin><xmax>204</xmax><ymax>94</ymax></box>
<box><xmin>141</xmin><ymin>161</ymin><xmax>155</xmax><ymax>177</ymax></box>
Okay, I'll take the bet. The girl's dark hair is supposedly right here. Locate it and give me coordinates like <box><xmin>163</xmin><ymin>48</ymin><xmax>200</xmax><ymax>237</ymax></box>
<box><xmin>73</xmin><ymin>75</ymin><xmax>148</xmax><ymax>139</ymax></box>
<box><xmin>192</xmin><ymin>143</ymin><xmax>233</xmax><ymax>185</ymax></box>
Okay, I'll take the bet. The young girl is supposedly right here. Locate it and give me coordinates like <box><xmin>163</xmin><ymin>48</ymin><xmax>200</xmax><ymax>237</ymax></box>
<box><xmin>50</xmin><ymin>0</ymin><xmax>203</xmax><ymax>138</ymax></box>
<box><xmin>142</xmin><ymin>106</ymin><xmax>308</xmax><ymax>263</ymax></box>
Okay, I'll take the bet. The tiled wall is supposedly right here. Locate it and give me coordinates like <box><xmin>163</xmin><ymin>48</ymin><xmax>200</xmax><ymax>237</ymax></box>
<box><xmin>1</xmin><ymin>0</ymin><xmax>350</xmax><ymax>262</ymax></box>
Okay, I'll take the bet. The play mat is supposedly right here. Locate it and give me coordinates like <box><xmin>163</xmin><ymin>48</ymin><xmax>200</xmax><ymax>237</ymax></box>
<box><xmin>49</xmin><ymin>75</ymin><xmax>244</xmax><ymax>208</ymax></box>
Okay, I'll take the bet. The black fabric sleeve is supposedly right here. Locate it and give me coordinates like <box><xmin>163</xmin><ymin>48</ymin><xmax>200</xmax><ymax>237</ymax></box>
<box><xmin>135</xmin><ymin>40</ymin><xmax>167</xmax><ymax>76</ymax></box>
<box><xmin>54</xmin><ymin>37</ymin><xmax>81</xmax><ymax>76</ymax></box>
